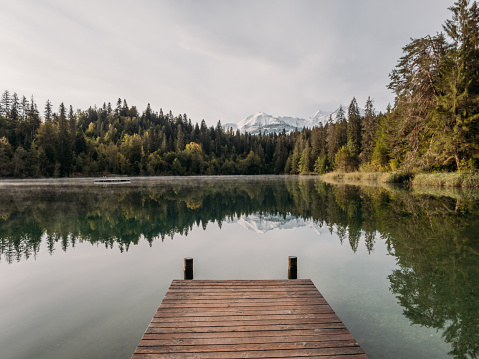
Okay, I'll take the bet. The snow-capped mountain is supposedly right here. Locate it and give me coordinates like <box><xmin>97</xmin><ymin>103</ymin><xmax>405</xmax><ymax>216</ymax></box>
<box><xmin>226</xmin><ymin>213</ymin><xmax>332</xmax><ymax>235</ymax></box>
<box><xmin>306</xmin><ymin>109</ymin><xmax>337</xmax><ymax>128</ymax></box>
<box><xmin>224</xmin><ymin>112</ymin><xmax>308</xmax><ymax>135</ymax></box>
<box><xmin>224</xmin><ymin>107</ymin><xmax>353</xmax><ymax>135</ymax></box>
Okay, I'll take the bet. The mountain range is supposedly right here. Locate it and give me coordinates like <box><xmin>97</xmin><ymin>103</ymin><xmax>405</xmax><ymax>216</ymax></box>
<box><xmin>226</xmin><ymin>213</ymin><xmax>334</xmax><ymax>235</ymax></box>
<box><xmin>224</xmin><ymin>107</ymin><xmax>356</xmax><ymax>135</ymax></box>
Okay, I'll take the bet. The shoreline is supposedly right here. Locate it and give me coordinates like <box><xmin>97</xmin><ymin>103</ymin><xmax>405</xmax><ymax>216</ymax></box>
<box><xmin>1</xmin><ymin>172</ymin><xmax>479</xmax><ymax>188</ymax></box>
<box><xmin>320</xmin><ymin>171</ymin><xmax>479</xmax><ymax>188</ymax></box>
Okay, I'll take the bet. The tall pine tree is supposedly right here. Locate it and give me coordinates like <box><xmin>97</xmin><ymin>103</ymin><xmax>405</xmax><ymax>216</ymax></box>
<box><xmin>432</xmin><ymin>0</ymin><xmax>479</xmax><ymax>169</ymax></box>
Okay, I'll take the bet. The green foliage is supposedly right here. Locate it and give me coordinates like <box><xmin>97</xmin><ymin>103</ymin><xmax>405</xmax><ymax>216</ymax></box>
<box><xmin>170</xmin><ymin>158</ymin><xmax>185</xmax><ymax>175</ymax></box>
<box><xmin>239</xmin><ymin>151</ymin><xmax>262</xmax><ymax>174</ymax></box>
<box><xmin>379</xmin><ymin>0</ymin><xmax>479</xmax><ymax>172</ymax></box>
<box><xmin>360</xmin><ymin>96</ymin><xmax>378</xmax><ymax>165</ymax></box>
<box><xmin>298</xmin><ymin>144</ymin><xmax>311</xmax><ymax>173</ymax></box>
<box><xmin>347</xmin><ymin>97</ymin><xmax>361</xmax><ymax>169</ymax></box>
<box><xmin>334</xmin><ymin>145</ymin><xmax>357</xmax><ymax>173</ymax></box>
<box><xmin>0</xmin><ymin>137</ymin><xmax>13</xmax><ymax>176</ymax></box>
<box><xmin>413</xmin><ymin>171</ymin><xmax>479</xmax><ymax>187</ymax></box>
<box><xmin>314</xmin><ymin>155</ymin><xmax>328</xmax><ymax>174</ymax></box>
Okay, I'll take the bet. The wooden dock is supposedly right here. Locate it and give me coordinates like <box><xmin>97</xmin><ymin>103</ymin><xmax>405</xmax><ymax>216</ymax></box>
<box><xmin>131</xmin><ymin>279</ymin><xmax>368</xmax><ymax>358</ymax></box>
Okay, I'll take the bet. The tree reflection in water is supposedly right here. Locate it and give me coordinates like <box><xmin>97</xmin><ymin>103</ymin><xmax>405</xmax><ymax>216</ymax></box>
<box><xmin>0</xmin><ymin>176</ymin><xmax>478</xmax><ymax>358</ymax></box>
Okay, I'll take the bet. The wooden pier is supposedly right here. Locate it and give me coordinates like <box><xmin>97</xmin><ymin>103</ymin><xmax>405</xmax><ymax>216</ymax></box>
<box><xmin>131</xmin><ymin>279</ymin><xmax>368</xmax><ymax>358</ymax></box>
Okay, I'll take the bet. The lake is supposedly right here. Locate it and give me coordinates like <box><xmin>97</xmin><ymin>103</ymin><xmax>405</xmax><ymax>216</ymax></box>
<box><xmin>0</xmin><ymin>176</ymin><xmax>478</xmax><ymax>359</ymax></box>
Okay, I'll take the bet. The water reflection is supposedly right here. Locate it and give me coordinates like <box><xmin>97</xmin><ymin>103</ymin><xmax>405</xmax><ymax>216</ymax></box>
<box><xmin>0</xmin><ymin>176</ymin><xmax>478</xmax><ymax>358</ymax></box>
<box><xmin>0</xmin><ymin>177</ymin><xmax>378</xmax><ymax>262</ymax></box>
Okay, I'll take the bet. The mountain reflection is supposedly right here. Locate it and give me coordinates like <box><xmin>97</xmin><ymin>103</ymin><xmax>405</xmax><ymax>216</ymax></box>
<box><xmin>1</xmin><ymin>176</ymin><xmax>478</xmax><ymax>358</ymax></box>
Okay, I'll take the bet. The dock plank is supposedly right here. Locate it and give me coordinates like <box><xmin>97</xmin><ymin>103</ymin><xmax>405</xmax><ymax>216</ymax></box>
<box><xmin>131</xmin><ymin>280</ymin><xmax>368</xmax><ymax>358</ymax></box>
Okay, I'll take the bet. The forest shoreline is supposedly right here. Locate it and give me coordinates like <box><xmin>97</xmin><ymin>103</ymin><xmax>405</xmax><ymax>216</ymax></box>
<box><xmin>320</xmin><ymin>171</ymin><xmax>479</xmax><ymax>188</ymax></box>
<box><xmin>1</xmin><ymin>171</ymin><xmax>479</xmax><ymax>188</ymax></box>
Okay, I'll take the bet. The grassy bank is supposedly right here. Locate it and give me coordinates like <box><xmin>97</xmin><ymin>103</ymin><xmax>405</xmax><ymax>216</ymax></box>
<box><xmin>321</xmin><ymin>171</ymin><xmax>479</xmax><ymax>188</ymax></box>
<box><xmin>321</xmin><ymin>171</ymin><xmax>413</xmax><ymax>184</ymax></box>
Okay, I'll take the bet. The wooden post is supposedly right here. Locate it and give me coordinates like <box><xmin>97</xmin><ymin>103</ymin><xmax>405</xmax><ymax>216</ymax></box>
<box><xmin>184</xmin><ymin>257</ymin><xmax>193</xmax><ymax>280</ymax></box>
<box><xmin>288</xmin><ymin>256</ymin><xmax>297</xmax><ymax>280</ymax></box>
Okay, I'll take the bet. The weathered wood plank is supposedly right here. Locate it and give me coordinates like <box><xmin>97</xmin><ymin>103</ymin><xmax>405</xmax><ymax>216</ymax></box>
<box><xmin>142</xmin><ymin>328</ymin><xmax>351</xmax><ymax>340</ymax></box>
<box><xmin>132</xmin><ymin>354</ymin><xmax>369</xmax><ymax>359</ymax></box>
<box><xmin>160</xmin><ymin>299</ymin><xmax>328</xmax><ymax>306</ymax></box>
<box><xmin>131</xmin><ymin>280</ymin><xmax>368</xmax><ymax>358</ymax></box>
<box><xmin>138</xmin><ymin>334</ymin><xmax>355</xmax><ymax>346</ymax></box>
<box><xmin>154</xmin><ymin>308</ymin><xmax>335</xmax><ymax>317</ymax></box>
<box><xmin>166</xmin><ymin>286</ymin><xmax>318</xmax><ymax>291</ymax></box>
<box><xmin>153</xmin><ymin>313</ymin><xmax>341</xmax><ymax>322</ymax></box>
<box><xmin>169</xmin><ymin>279</ymin><xmax>314</xmax><ymax>285</ymax></box>
<box><xmin>150</xmin><ymin>317</ymin><xmax>339</xmax><ymax>328</ymax></box>
<box><xmin>132</xmin><ymin>346</ymin><xmax>365</xmax><ymax>358</ymax></box>
<box><xmin>157</xmin><ymin>304</ymin><xmax>334</xmax><ymax>310</ymax></box>
<box><xmin>163</xmin><ymin>292</ymin><xmax>321</xmax><ymax>298</ymax></box>
<box><xmin>135</xmin><ymin>340</ymin><xmax>360</xmax><ymax>354</ymax></box>
<box><xmin>145</xmin><ymin>322</ymin><xmax>347</xmax><ymax>334</ymax></box>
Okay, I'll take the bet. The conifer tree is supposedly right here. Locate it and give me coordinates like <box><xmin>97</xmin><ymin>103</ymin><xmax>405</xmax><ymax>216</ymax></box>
<box><xmin>347</xmin><ymin>97</ymin><xmax>361</xmax><ymax>149</ymax></box>
<box><xmin>176</xmin><ymin>126</ymin><xmax>185</xmax><ymax>152</ymax></box>
<box><xmin>57</xmin><ymin>103</ymin><xmax>72</xmax><ymax>176</ymax></box>
<box><xmin>298</xmin><ymin>143</ymin><xmax>311</xmax><ymax>173</ymax></box>
<box><xmin>325</xmin><ymin>115</ymin><xmax>336</xmax><ymax>164</ymax></box>
<box><xmin>25</xmin><ymin>96</ymin><xmax>40</xmax><ymax>148</ymax></box>
<box><xmin>388</xmin><ymin>33</ymin><xmax>448</xmax><ymax>169</ymax></box>
<box><xmin>121</xmin><ymin>99</ymin><xmax>129</xmax><ymax>117</ymax></box>
<box><xmin>0</xmin><ymin>90</ymin><xmax>10</xmax><ymax>117</ymax></box>
<box><xmin>44</xmin><ymin>100</ymin><xmax>52</xmax><ymax>122</ymax></box>
<box><xmin>432</xmin><ymin>0</ymin><xmax>479</xmax><ymax>169</ymax></box>
<box><xmin>115</xmin><ymin>98</ymin><xmax>122</xmax><ymax>117</ymax></box>
<box><xmin>69</xmin><ymin>105</ymin><xmax>76</xmax><ymax>142</ymax></box>
<box><xmin>346</xmin><ymin>97</ymin><xmax>361</xmax><ymax>170</ymax></box>
<box><xmin>361</xmin><ymin>97</ymin><xmax>377</xmax><ymax>164</ymax></box>
<box><xmin>290</xmin><ymin>135</ymin><xmax>303</xmax><ymax>174</ymax></box>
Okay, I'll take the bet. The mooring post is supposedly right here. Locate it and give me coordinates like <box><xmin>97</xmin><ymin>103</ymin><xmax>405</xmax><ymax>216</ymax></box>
<box><xmin>288</xmin><ymin>256</ymin><xmax>297</xmax><ymax>279</ymax></box>
<box><xmin>184</xmin><ymin>257</ymin><xmax>193</xmax><ymax>280</ymax></box>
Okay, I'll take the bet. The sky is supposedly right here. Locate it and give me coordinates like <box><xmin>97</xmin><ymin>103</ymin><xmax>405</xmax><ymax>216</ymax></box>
<box><xmin>1</xmin><ymin>0</ymin><xmax>453</xmax><ymax>125</ymax></box>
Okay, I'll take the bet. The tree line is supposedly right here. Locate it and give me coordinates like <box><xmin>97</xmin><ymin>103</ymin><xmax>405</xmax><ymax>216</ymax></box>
<box><xmin>0</xmin><ymin>0</ymin><xmax>478</xmax><ymax>178</ymax></box>
<box><xmin>0</xmin><ymin>90</ymin><xmax>382</xmax><ymax>177</ymax></box>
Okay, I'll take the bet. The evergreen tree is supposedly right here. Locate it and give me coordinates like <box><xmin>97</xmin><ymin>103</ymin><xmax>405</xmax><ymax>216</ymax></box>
<box><xmin>21</xmin><ymin>96</ymin><xmax>29</xmax><ymax>120</ymax></box>
<box><xmin>298</xmin><ymin>143</ymin><xmax>311</xmax><ymax>173</ymax></box>
<box><xmin>314</xmin><ymin>154</ymin><xmax>328</xmax><ymax>174</ymax></box>
<box><xmin>68</xmin><ymin>105</ymin><xmax>76</xmax><ymax>142</ymax></box>
<box><xmin>388</xmin><ymin>34</ymin><xmax>448</xmax><ymax>169</ymax></box>
<box><xmin>176</xmin><ymin>126</ymin><xmax>185</xmax><ymax>152</ymax></box>
<box><xmin>44</xmin><ymin>100</ymin><xmax>53</xmax><ymax>122</ymax></box>
<box><xmin>361</xmin><ymin>97</ymin><xmax>377</xmax><ymax>164</ymax></box>
<box><xmin>290</xmin><ymin>135</ymin><xmax>302</xmax><ymax>174</ymax></box>
<box><xmin>284</xmin><ymin>152</ymin><xmax>293</xmax><ymax>173</ymax></box>
<box><xmin>432</xmin><ymin>0</ymin><xmax>479</xmax><ymax>169</ymax></box>
<box><xmin>25</xmin><ymin>96</ymin><xmax>41</xmax><ymax>148</ymax></box>
<box><xmin>121</xmin><ymin>99</ymin><xmax>129</xmax><ymax>117</ymax></box>
<box><xmin>0</xmin><ymin>136</ymin><xmax>13</xmax><ymax>176</ymax></box>
<box><xmin>115</xmin><ymin>98</ymin><xmax>122</xmax><ymax>117</ymax></box>
<box><xmin>0</xmin><ymin>90</ymin><xmax>11</xmax><ymax>117</ymax></box>
<box><xmin>57</xmin><ymin>103</ymin><xmax>72</xmax><ymax>176</ymax></box>
<box><xmin>325</xmin><ymin>115</ymin><xmax>336</xmax><ymax>164</ymax></box>
<box><xmin>347</xmin><ymin>97</ymin><xmax>361</xmax><ymax>149</ymax></box>
<box><xmin>346</xmin><ymin>97</ymin><xmax>361</xmax><ymax>170</ymax></box>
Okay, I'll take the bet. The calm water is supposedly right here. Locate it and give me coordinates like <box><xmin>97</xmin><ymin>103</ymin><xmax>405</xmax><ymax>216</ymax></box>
<box><xmin>0</xmin><ymin>176</ymin><xmax>478</xmax><ymax>359</ymax></box>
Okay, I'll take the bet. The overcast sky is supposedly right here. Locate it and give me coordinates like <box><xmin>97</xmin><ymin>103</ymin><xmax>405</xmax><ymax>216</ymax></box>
<box><xmin>1</xmin><ymin>0</ymin><xmax>453</xmax><ymax>125</ymax></box>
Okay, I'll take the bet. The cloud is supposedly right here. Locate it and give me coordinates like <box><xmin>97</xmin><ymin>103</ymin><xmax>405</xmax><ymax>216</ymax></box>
<box><xmin>0</xmin><ymin>0</ymin><xmax>453</xmax><ymax>124</ymax></box>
